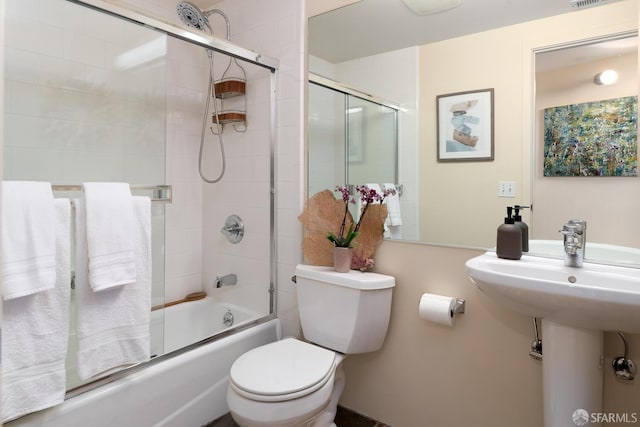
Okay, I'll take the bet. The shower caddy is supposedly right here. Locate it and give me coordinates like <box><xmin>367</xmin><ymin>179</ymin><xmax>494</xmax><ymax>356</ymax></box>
<box><xmin>212</xmin><ymin>57</ymin><xmax>247</xmax><ymax>133</ymax></box>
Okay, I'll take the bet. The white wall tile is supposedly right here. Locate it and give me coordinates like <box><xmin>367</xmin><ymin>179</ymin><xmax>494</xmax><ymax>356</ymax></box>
<box><xmin>5</xmin><ymin>21</ymin><xmax>64</xmax><ymax>57</ymax></box>
<box><xmin>4</xmin><ymin>0</ymin><xmax>306</xmax><ymax>335</ymax></box>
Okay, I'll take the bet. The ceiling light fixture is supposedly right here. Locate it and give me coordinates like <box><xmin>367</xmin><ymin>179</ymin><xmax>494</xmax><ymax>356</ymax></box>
<box><xmin>594</xmin><ymin>69</ymin><xmax>618</xmax><ymax>85</ymax></box>
<box><xmin>400</xmin><ymin>0</ymin><xmax>462</xmax><ymax>15</ymax></box>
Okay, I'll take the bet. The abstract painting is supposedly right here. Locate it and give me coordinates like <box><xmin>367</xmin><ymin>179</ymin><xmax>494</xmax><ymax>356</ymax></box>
<box><xmin>543</xmin><ymin>96</ymin><xmax>638</xmax><ymax>176</ymax></box>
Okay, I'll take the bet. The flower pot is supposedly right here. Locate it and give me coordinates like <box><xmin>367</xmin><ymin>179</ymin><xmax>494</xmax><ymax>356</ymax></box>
<box><xmin>333</xmin><ymin>247</ymin><xmax>353</xmax><ymax>273</ymax></box>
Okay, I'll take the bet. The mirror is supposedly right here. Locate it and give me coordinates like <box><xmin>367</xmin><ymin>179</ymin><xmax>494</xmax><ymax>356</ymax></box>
<box><xmin>531</xmin><ymin>33</ymin><xmax>639</xmax><ymax>264</ymax></box>
<box><xmin>308</xmin><ymin>75</ymin><xmax>399</xmax><ymax>197</ymax></box>
<box><xmin>308</xmin><ymin>0</ymin><xmax>640</xmax><ymax>266</ymax></box>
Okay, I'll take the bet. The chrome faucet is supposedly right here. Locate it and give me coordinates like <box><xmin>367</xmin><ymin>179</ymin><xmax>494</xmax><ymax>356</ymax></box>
<box><xmin>215</xmin><ymin>273</ymin><xmax>237</xmax><ymax>288</ymax></box>
<box><xmin>559</xmin><ymin>219</ymin><xmax>586</xmax><ymax>267</ymax></box>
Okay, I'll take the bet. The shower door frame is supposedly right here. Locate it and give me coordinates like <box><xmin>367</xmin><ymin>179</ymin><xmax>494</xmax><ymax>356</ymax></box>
<box><xmin>54</xmin><ymin>0</ymin><xmax>280</xmax><ymax>396</ymax></box>
<box><xmin>64</xmin><ymin>0</ymin><xmax>279</xmax><ymax>316</ymax></box>
<box><xmin>66</xmin><ymin>0</ymin><xmax>278</xmax><ymax>70</ymax></box>
<box><xmin>67</xmin><ymin>0</ymin><xmax>279</xmax><ymax>314</ymax></box>
<box><xmin>308</xmin><ymin>72</ymin><xmax>400</xmax><ymax>191</ymax></box>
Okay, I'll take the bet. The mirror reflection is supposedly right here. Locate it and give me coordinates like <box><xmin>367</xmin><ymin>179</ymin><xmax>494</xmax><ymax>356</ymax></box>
<box><xmin>531</xmin><ymin>33</ymin><xmax>639</xmax><ymax>263</ymax></box>
<box><xmin>308</xmin><ymin>74</ymin><xmax>409</xmax><ymax>238</ymax></box>
<box><xmin>308</xmin><ymin>0</ymin><xmax>640</xmax><ymax>266</ymax></box>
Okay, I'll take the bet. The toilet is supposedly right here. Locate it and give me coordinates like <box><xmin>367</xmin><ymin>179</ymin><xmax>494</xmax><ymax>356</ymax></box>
<box><xmin>227</xmin><ymin>264</ymin><xmax>395</xmax><ymax>427</ymax></box>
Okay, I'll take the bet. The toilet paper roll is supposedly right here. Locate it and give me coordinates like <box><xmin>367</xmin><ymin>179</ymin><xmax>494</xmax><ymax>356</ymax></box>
<box><xmin>419</xmin><ymin>293</ymin><xmax>456</xmax><ymax>327</ymax></box>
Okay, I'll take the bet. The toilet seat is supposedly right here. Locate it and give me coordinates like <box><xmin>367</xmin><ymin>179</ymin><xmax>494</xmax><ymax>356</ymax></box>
<box><xmin>229</xmin><ymin>338</ymin><xmax>336</xmax><ymax>403</ymax></box>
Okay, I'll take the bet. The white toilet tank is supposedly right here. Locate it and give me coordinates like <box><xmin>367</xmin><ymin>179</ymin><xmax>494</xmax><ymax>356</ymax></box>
<box><xmin>294</xmin><ymin>264</ymin><xmax>395</xmax><ymax>354</ymax></box>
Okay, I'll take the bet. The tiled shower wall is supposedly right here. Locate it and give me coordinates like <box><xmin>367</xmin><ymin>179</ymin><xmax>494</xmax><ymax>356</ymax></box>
<box><xmin>4</xmin><ymin>0</ymin><xmax>305</xmax><ymax>335</ymax></box>
<box><xmin>119</xmin><ymin>0</ymin><xmax>306</xmax><ymax>335</ymax></box>
<box><xmin>3</xmin><ymin>0</ymin><xmax>167</xmax><ymax>303</ymax></box>
<box><xmin>4</xmin><ymin>0</ymin><xmax>166</xmax><ymax>183</ymax></box>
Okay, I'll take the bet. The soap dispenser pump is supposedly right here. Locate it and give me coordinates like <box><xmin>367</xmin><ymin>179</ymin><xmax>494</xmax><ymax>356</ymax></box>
<box><xmin>513</xmin><ymin>205</ymin><xmax>530</xmax><ymax>252</ymax></box>
<box><xmin>497</xmin><ymin>206</ymin><xmax>522</xmax><ymax>260</ymax></box>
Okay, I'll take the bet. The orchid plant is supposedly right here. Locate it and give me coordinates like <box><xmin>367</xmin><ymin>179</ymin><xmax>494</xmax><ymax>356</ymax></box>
<box><xmin>327</xmin><ymin>185</ymin><xmax>396</xmax><ymax>248</ymax></box>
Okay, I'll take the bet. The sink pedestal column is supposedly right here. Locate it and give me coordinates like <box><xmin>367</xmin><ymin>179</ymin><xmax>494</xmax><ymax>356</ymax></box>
<box><xmin>542</xmin><ymin>320</ymin><xmax>603</xmax><ymax>427</ymax></box>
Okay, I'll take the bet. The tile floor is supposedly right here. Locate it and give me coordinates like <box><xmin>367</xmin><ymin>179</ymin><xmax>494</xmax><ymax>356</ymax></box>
<box><xmin>206</xmin><ymin>406</ymin><xmax>391</xmax><ymax>426</ymax></box>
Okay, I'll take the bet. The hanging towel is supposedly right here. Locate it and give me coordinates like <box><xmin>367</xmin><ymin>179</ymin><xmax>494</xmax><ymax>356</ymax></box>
<box><xmin>383</xmin><ymin>183</ymin><xmax>403</xmax><ymax>226</ymax></box>
<box><xmin>2</xmin><ymin>199</ymin><xmax>71</xmax><ymax>422</ymax></box>
<box><xmin>1</xmin><ymin>181</ymin><xmax>56</xmax><ymax>300</ymax></box>
<box><xmin>82</xmin><ymin>182</ymin><xmax>136</xmax><ymax>291</ymax></box>
<box><xmin>75</xmin><ymin>196</ymin><xmax>151</xmax><ymax>380</ymax></box>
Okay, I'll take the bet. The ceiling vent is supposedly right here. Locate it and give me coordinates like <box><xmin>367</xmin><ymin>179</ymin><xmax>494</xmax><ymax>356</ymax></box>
<box><xmin>570</xmin><ymin>0</ymin><xmax>620</xmax><ymax>9</ymax></box>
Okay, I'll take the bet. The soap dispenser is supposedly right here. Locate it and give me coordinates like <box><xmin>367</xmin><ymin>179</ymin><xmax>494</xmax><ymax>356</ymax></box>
<box><xmin>513</xmin><ymin>205</ymin><xmax>530</xmax><ymax>252</ymax></box>
<box><xmin>497</xmin><ymin>206</ymin><xmax>522</xmax><ymax>260</ymax></box>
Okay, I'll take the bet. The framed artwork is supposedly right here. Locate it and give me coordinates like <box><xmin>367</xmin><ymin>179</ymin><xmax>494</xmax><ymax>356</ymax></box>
<box><xmin>437</xmin><ymin>88</ymin><xmax>494</xmax><ymax>162</ymax></box>
<box><xmin>543</xmin><ymin>96</ymin><xmax>638</xmax><ymax>177</ymax></box>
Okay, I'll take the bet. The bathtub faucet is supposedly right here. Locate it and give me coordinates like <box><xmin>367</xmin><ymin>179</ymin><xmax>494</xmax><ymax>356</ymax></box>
<box><xmin>216</xmin><ymin>273</ymin><xmax>237</xmax><ymax>288</ymax></box>
<box><xmin>559</xmin><ymin>219</ymin><xmax>586</xmax><ymax>268</ymax></box>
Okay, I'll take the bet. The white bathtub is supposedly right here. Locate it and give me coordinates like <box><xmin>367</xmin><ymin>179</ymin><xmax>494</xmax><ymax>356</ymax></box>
<box><xmin>8</xmin><ymin>300</ymin><xmax>280</xmax><ymax>427</ymax></box>
<box><xmin>156</xmin><ymin>297</ymin><xmax>263</xmax><ymax>354</ymax></box>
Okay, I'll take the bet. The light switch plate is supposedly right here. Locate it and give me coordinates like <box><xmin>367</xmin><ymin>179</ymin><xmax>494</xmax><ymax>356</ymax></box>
<box><xmin>498</xmin><ymin>181</ymin><xmax>516</xmax><ymax>198</ymax></box>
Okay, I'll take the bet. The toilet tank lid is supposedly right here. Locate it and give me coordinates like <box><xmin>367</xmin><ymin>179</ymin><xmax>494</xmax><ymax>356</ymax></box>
<box><xmin>295</xmin><ymin>264</ymin><xmax>395</xmax><ymax>290</ymax></box>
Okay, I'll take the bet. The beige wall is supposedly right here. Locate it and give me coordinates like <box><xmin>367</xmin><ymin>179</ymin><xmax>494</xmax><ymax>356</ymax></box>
<box><xmin>418</xmin><ymin>28</ymin><xmax>525</xmax><ymax>248</ymax></box>
<box><xmin>340</xmin><ymin>3</ymin><xmax>640</xmax><ymax>426</ymax></box>
<box><xmin>340</xmin><ymin>241</ymin><xmax>640</xmax><ymax>426</ymax></box>
<box><xmin>340</xmin><ymin>242</ymin><xmax>542</xmax><ymax>426</ymax></box>
<box><xmin>418</xmin><ymin>0</ymin><xmax>637</xmax><ymax>249</ymax></box>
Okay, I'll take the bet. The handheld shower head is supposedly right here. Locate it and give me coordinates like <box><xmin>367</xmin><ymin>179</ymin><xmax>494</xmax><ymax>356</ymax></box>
<box><xmin>176</xmin><ymin>2</ymin><xmax>231</xmax><ymax>39</ymax></box>
<box><xmin>176</xmin><ymin>2</ymin><xmax>210</xmax><ymax>32</ymax></box>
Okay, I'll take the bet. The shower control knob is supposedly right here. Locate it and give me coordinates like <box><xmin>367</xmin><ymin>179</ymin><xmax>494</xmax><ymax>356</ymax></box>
<box><xmin>221</xmin><ymin>214</ymin><xmax>244</xmax><ymax>243</ymax></box>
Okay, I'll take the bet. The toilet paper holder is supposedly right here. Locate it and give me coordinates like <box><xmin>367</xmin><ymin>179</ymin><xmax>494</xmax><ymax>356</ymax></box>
<box><xmin>418</xmin><ymin>293</ymin><xmax>466</xmax><ymax>326</ymax></box>
<box><xmin>452</xmin><ymin>298</ymin><xmax>466</xmax><ymax>316</ymax></box>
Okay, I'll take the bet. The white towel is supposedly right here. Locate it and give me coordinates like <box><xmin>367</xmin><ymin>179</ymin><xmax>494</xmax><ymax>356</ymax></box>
<box><xmin>383</xmin><ymin>183</ymin><xmax>403</xmax><ymax>226</ymax></box>
<box><xmin>82</xmin><ymin>182</ymin><xmax>136</xmax><ymax>291</ymax></box>
<box><xmin>2</xmin><ymin>199</ymin><xmax>71</xmax><ymax>422</ymax></box>
<box><xmin>75</xmin><ymin>196</ymin><xmax>151</xmax><ymax>380</ymax></box>
<box><xmin>1</xmin><ymin>181</ymin><xmax>56</xmax><ymax>300</ymax></box>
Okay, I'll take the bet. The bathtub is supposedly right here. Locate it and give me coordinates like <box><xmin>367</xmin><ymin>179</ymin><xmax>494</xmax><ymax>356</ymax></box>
<box><xmin>155</xmin><ymin>297</ymin><xmax>265</xmax><ymax>354</ymax></box>
<box><xmin>7</xmin><ymin>299</ymin><xmax>280</xmax><ymax>427</ymax></box>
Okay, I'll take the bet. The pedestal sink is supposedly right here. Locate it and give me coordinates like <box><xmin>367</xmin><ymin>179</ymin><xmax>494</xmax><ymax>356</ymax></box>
<box><xmin>466</xmin><ymin>252</ymin><xmax>640</xmax><ymax>427</ymax></box>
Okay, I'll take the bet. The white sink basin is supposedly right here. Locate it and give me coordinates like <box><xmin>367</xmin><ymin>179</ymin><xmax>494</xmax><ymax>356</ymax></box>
<box><xmin>466</xmin><ymin>252</ymin><xmax>640</xmax><ymax>332</ymax></box>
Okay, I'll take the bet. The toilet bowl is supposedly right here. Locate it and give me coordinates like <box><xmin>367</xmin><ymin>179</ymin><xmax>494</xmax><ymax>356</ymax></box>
<box><xmin>227</xmin><ymin>265</ymin><xmax>395</xmax><ymax>427</ymax></box>
<box><xmin>227</xmin><ymin>338</ymin><xmax>346</xmax><ymax>427</ymax></box>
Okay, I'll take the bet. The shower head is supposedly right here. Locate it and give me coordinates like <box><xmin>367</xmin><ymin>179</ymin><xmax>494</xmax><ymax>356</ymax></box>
<box><xmin>176</xmin><ymin>2</ymin><xmax>231</xmax><ymax>39</ymax></box>
<box><xmin>176</xmin><ymin>2</ymin><xmax>211</xmax><ymax>32</ymax></box>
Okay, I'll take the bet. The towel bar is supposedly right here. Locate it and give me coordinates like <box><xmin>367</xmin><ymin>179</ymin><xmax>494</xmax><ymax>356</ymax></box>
<box><xmin>51</xmin><ymin>184</ymin><xmax>172</xmax><ymax>203</ymax></box>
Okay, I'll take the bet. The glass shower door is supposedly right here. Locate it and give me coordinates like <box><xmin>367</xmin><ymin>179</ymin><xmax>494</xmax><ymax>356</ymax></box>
<box><xmin>346</xmin><ymin>95</ymin><xmax>398</xmax><ymax>186</ymax></box>
<box><xmin>308</xmin><ymin>82</ymin><xmax>347</xmax><ymax>196</ymax></box>
<box><xmin>308</xmin><ymin>81</ymin><xmax>398</xmax><ymax>195</ymax></box>
<box><xmin>3</xmin><ymin>0</ymin><xmax>167</xmax><ymax>390</ymax></box>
